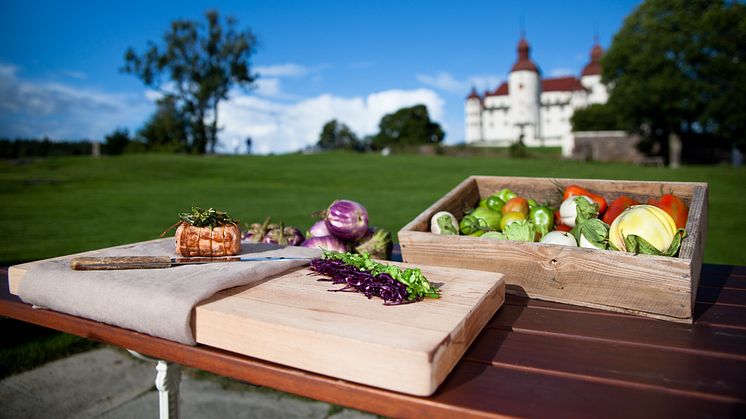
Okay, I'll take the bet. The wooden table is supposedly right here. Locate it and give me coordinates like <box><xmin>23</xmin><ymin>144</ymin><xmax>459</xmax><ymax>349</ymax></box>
<box><xmin>2</xmin><ymin>260</ymin><xmax>745</xmax><ymax>418</ymax></box>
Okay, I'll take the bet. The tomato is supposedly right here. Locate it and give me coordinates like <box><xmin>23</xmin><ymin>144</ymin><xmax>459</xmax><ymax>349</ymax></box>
<box><xmin>484</xmin><ymin>195</ymin><xmax>505</xmax><ymax>213</ymax></box>
<box><xmin>563</xmin><ymin>185</ymin><xmax>608</xmax><ymax>215</ymax></box>
<box><xmin>648</xmin><ymin>194</ymin><xmax>688</xmax><ymax>229</ymax></box>
<box><xmin>500</xmin><ymin>211</ymin><xmax>527</xmax><ymax>231</ymax></box>
<box><xmin>497</xmin><ymin>188</ymin><xmax>517</xmax><ymax>202</ymax></box>
<box><xmin>502</xmin><ymin>197</ymin><xmax>529</xmax><ymax>216</ymax></box>
<box><xmin>529</xmin><ymin>206</ymin><xmax>553</xmax><ymax>237</ymax></box>
<box><xmin>554</xmin><ymin>223</ymin><xmax>572</xmax><ymax>232</ymax></box>
<box><xmin>602</xmin><ymin>195</ymin><xmax>639</xmax><ymax>225</ymax></box>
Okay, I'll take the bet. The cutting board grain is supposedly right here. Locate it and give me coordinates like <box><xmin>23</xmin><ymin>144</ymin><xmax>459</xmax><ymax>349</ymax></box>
<box><xmin>193</xmin><ymin>263</ymin><xmax>505</xmax><ymax>396</ymax></box>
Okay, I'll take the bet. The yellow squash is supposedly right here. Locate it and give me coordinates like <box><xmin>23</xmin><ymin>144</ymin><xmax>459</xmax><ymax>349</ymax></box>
<box><xmin>608</xmin><ymin>204</ymin><xmax>677</xmax><ymax>253</ymax></box>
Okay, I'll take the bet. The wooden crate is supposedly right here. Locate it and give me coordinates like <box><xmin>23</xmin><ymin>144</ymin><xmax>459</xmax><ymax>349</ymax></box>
<box><xmin>398</xmin><ymin>176</ymin><xmax>708</xmax><ymax>323</ymax></box>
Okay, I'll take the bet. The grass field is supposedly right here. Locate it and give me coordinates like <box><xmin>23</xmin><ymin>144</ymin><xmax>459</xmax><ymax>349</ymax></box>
<box><xmin>1</xmin><ymin>151</ymin><xmax>744</xmax><ymax>266</ymax></box>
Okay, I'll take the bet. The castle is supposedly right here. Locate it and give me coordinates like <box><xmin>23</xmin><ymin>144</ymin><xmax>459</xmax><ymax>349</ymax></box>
<box><xmin>464</xmin><ymin>37</ymin><xmax>608</xmax><ymax>156</ymax></box>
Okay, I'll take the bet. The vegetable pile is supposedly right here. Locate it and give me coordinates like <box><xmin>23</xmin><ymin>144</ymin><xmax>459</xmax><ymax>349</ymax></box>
<box><xmin>244</xmin><ymin>217</ymin><xmax>305</xmax><ymax>246</ymax></box>
<box><xmin>309</xmin><ymin>250</ymin><xmax>440</xmax><ymax>305</ymax></box>
<box><xmin>240</xmin><ymin>199</ymin><xmax>391</xmax><ymax>259</ymax></box>
<box><xmin>430</xmin><ymin>185</ymin><xmax>690</xmax><ymax>257</ymax></box>
<box><xmin>302</xmin><ymin>199</ymin><xmax>393</xmax><ymax>260</ymax></box>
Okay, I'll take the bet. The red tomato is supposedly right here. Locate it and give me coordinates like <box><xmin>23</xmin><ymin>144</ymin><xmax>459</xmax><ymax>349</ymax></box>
<box><xmin>554</xmin><ymin>223</ymin><xmax>572</xmax><ymax>232</ymax></box>
<box><xmin>602</xmin><ymin>195</ymin><xmax>639</xmax><ymax>225</ymax></box>
<box><xmin>648</xmin><ymin>194</ymin><xmax>688</xmax><ymax>229</ymax></box>
<box><xmin>563</xmin><ymin>185</ymin><xmax>608</xmax><ymax>215</ymax></box>
<box><xmin>502</xmin><ymin>197</ymin><xmax>529</xmax><ymax>216</ymax></box>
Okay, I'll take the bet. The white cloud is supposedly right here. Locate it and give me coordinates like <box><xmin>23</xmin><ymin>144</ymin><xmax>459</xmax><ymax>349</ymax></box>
<box><xmin>0</xmin><ymin>62</ymin><xmax>446</xmax><ymax>153</ymax></box>
<box><xmin>218</xmin><ymin>88</ymin><xmax>445</xmax><ymax>154</ymax></box>
<box><xmin>0</xmin><ymin>64</ymin><xmax>152</xmax><ymax>139</ymax></box>
<box><xmin>416</xmin><ymin>72</ymin><xmax>467</xmax><ymax>93</ymax></box>
<box><xmin>255</xmin><ymin>63</ymin><xmax>311</xmax><ymax>78</ymax></box>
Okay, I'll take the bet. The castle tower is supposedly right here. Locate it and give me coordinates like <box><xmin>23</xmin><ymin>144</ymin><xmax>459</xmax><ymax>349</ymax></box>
<box><xmin>580</xmin><ymin>40</ymin><xmax>608</xmax><ymax>104</ymax></box>
<box><xmin>508</xmin><ymin>37</ymin><xmax>542</xmax><ymax>144</ymax></box>
<box><xmin>465</xmin><ymin>87</ymin><xmax>483</xmax><ymax>143</ymax></box>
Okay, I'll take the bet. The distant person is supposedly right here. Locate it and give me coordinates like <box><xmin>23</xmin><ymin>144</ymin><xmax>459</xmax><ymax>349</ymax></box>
<box><xmin>246</xmin><ymin>137</ymin><xmax>252</xmax><ymax>155</ymax></box>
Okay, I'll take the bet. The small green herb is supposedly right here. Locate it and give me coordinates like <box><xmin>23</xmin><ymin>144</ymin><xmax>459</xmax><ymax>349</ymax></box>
<box><xmin>161</xmin><ymin>206</ymin><xmax>238</xmax><ymax>237</ymax></box>
<box><xmin>178</xmin><ymin>206</ymin><xmax>238</xmax><ymax>228</ymax></box>
<box><xmin>321</xmin><ymin>250</ymin><xmax>441</xmax><ymax>300</ymax></box>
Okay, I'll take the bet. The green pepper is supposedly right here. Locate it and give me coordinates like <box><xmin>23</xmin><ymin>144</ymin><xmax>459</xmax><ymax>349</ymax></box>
<box><xmin>497</xmin><ymin>188</ymin><xmax>517</xmax><ymax>202</ymax></box>
<box><xmin>471</xmin><ymin>207</ymin><xmax>502</xmax><ymax>231</ymax></box>
<box><xmin>527</xmin><ymin>198</ymin><xmax>539</xmax><ymax>209</ymax></box>
<box><xmin>529</xmin><ymin>205</ymin><xmax>553</xmax><ymax>238</ymax></box>
<box><xmin>485</xmin><ymin>195</ymin><xmax>505</xmax><ymax>213</ymax></box>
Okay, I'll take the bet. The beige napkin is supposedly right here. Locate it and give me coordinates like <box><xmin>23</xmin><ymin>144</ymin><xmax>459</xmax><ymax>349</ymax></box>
<box><xmin>17</xmin><ymin>239</ymin><xmax>322</xmax><ymax>345</ymax></box>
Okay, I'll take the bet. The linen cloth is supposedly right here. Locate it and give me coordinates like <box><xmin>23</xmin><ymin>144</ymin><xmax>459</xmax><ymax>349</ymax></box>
<box><xmin>18</xmin><ymin>239</ymin><xmax>321</xmax><ymax>345</ymax></box>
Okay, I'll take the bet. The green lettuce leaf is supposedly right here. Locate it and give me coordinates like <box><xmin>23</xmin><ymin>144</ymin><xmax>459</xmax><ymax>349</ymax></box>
<box><xmin>503</xmin><ymin>220</ymin><xmax>536</xmax><ymax>242</ymax></box>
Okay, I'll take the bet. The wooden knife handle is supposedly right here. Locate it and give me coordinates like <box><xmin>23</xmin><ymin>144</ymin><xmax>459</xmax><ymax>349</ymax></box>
<box><xmin>70</xmin><ymin>256</ymin><xmax>173</xmax><ymax>270</ymax></box>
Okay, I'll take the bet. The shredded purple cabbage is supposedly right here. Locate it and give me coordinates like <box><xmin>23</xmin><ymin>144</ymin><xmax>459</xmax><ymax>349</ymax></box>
<box><xmin>308</xmin><ymin>258</ymin><xmax>413</xmax><ymax>305</ymax></box>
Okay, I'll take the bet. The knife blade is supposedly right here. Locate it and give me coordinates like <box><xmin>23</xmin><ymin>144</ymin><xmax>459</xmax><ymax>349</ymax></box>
<box><xmin>69</xmin><ymin>255</ymin><xmax>313</xmax><ymax>270</ymax></box>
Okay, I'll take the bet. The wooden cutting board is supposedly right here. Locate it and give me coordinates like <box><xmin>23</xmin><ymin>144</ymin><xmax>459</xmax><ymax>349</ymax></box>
<box><xmin>8</xmin><ymin>252</ymin><xmax>504</xmax><ymax>396</ymax></box>
<box><xmin>193</xmin><ymin>263</ymin><xmax>504</xmax><ymax>396</ymax></box>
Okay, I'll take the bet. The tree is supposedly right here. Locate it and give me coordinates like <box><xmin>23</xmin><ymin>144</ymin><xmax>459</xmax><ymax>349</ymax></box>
<box><xmin>137</xmin><ymin>96</ymin><xmax>190</xmax><ymax>152</ymax></box>
<box><xmin>571</xmin><ymin>104</ymin><xmax>623</xmax><ymax>132</ymax></box>
<box><xmin>123</xmin><ymin>10</ymin><xmax>258</xmax><ymax>154</ymax></box>
<box><xmin>103</xmin><ymin>128</ymin><xmax>132</xmax><ymax>155</ymax></box>
<box><xmin>602</xmin><ymin>0</ymin><xmax>746</xmax><ymax>160</ymax></box>
<box><xmin>371</xmin><ymin>104</ymin><xmax>444</xmax><ymax>150</ymax></box>
<box><xmin>317</xmin><ymin>120</ymin><xmax>361</xmax><ymax>151</ymax></box>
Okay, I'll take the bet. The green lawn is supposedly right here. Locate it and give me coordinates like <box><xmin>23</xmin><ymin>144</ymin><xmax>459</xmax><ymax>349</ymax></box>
<box><xmin>1</xmin><ymin>152</ymin><xmax>744</xmax><ymax>266</ymax></box>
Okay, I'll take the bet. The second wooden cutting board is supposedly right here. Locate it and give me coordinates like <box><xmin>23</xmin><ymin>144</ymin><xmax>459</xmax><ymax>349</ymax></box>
<box><xmin>193</xmin><ymin>262</ymin><xmax>505</xmax><ymax>396</ymax></box>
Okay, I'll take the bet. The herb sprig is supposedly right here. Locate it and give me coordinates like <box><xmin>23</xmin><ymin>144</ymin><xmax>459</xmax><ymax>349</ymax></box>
<box><xmin>178</xmin><ymin>206</ymin><xmax>238</xmax><ymax>228</ymax></box>
<box><xmin>161</xmin><ymin>206</ymin><xmax>238</xmax><ymax>237</ymax></box>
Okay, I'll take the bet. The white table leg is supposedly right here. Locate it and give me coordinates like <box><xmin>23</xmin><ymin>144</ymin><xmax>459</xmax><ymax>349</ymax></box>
<box><xmin>155</xmin><ymin>360</ymin><xmax>181</xmax><ymax>419</ymax></box>
<box><xmin>127</xmin><ymin>350</ymin><xmax>181</xmax><ymax>419</ymax></box>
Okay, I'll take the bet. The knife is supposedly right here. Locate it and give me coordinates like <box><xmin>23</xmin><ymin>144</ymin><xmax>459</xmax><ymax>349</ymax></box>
<box><xmin>69</xmin><ymin>255</ymin><xmax>313</xmax><ymax>270</ymax></box>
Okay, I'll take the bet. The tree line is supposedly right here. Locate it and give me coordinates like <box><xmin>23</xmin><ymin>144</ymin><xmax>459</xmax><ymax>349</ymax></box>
<box><xmin>4</xmin><ymin>1</ymin><xmax>743</xmax><ymax>161</ymax></box>
<box><xmin>571</xmin><ymin>0</ymin><xmax>745</xmax><ymax>162</ymax></box>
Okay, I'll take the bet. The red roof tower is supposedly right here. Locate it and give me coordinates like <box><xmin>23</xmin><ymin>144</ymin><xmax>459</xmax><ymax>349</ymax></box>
<box><xmin>510</xmin><ymin>37</ymin><xmax>540</xmax><ymax>73</ymax></box>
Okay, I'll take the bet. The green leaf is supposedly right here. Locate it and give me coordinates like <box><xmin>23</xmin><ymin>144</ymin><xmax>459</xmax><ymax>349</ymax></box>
<box><xmin>663</xmin><ymin>228</ymin><xmax>688</xmax><ymax>257</ymax></box>
<box><xmin>624</xmin><ymin>234</ymin><xmax>663</xmax><ymax>256</ymax></box>
<box><xmin>577</xmin><ymin>218</ymin><xmax>609</xmax><ymax>249</ymax></box>
<box><xmin>503</xmin><ymin>220</ymin><xmax>535</xmax><ymax>242</ymax></box>
<box><xmin>436</xmin><ymin>214</ymin><xmax>458</xmax><ymax>235</ymax></box>
<box><xmin>574</xmin><ymin>196</ymin><xmax>599</xmax><ymax>225</ymax></box>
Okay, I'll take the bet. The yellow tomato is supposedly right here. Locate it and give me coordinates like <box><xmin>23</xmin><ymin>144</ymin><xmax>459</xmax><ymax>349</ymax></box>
<box><xmin>500</xmin><ymin>211</ymin><xmax>527</xmax><ymax>231</ymax></box>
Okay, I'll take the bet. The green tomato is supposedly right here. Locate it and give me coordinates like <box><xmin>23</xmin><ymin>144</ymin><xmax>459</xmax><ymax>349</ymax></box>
<box><xmin>471</xmin><ymin>207</ymin><xmax>503</xmax><ymax>231</ymax></box>
<box><xmin>529</xmin><ymin>206</ymin><xmax>554</xmax><ymax>238</ymax></box>
<box><xmin>485</xmin><ymin>195</ymin><xmax>505</xmax><ymax>213</ymax></box>
<box><xmin>497</xmin><ymin>188</ymin><xmax>517</xmax><ymax>202</ymax></box>
<box><xmin>460</xmin><ymin>214</ymin><xmax>487</xmax><ymax>235</ymax></box>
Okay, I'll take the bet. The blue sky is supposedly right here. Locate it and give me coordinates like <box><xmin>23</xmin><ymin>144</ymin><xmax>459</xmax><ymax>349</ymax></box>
<box><xmin>0</xmin><ymin>0</ymin><xmax>641</xmax><ymax>154</ymax></box>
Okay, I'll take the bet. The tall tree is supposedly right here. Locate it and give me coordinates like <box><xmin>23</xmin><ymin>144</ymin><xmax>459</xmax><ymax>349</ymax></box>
<box><xmin>602</xmin><ymin>0</ymin><xmax>746</xmax><ymax>159</ymax></box>
<box><xmin>371</xmin><ymin>104</ymin><xmax>444</xmax><ymax>150</ymax></box>
<box><xmin>317</xmin><ymin>120</ymin><xmax>361</xmax><ymax>151</ymax></box>
<box><xmin>123</xmin><ymin>10</ymin><xmax>258</xmax><ymax>154</ymax></box>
